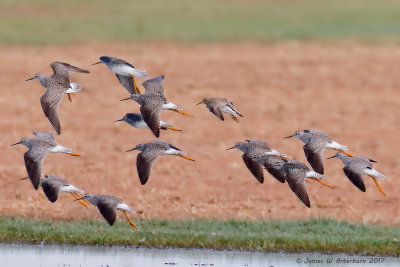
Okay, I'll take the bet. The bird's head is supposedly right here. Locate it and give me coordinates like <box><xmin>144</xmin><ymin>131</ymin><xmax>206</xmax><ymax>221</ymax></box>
<box><xmin>127</xmin><ymin>144</ymin><xmax>145</xmax><ymax>152</ymax></box>
<box><xmin>25</xmin><ymin>73</ymin><xmax>44</xmax><ymax>81</ymax></box>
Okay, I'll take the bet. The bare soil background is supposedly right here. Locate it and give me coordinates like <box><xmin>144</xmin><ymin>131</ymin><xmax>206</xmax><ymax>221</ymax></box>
<box><xmin>1</xmin><ymin>42</ymin><xmax>399</xmax><ymax>225</ymax></box>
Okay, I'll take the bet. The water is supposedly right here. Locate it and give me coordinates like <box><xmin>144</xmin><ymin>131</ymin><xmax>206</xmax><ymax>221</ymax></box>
<box><xmin>0</xmin><ymin>244</ymin><xmax>398</xmax><ymax>267</ymax></box>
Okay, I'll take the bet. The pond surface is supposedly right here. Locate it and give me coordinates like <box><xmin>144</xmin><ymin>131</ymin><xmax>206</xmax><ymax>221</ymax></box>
<box><xmin>0</xmin><ymin>244</ymin><xmax>398</xmax><ymax>267</ymax></box>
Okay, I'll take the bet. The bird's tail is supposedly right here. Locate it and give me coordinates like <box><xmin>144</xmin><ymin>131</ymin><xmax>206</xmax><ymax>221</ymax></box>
<box><xmin>65</xmin><ymin>83</ymin><xmax>82</xmax><ymax>93</ymax></box>
<box><xmin>131</xmin><ymin>69</ymin><xmax>147</xmax><ymax>78</ymax></box>
<box><xmin>363</xmin><ymin>168</ymin><xmax>386</xmax><ymax>180</ymax></box>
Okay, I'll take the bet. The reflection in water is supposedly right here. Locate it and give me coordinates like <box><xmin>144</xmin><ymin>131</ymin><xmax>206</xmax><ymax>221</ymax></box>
<box><xmin>0</xmin><ymin>244</ymin><xmax>398</xmax><ymax>267</ymax></box>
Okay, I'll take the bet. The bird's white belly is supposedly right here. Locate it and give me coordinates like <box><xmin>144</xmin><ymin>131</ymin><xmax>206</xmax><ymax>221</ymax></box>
<box><xmin>50</xmin><ymin>145</ymin><xmax>72</xmax><ymax>153</ymax></box>
<box><xmin>60</xmin><ymin>185</ymin><xmax>84</xmax><ymax>194</ymax></box>
<box><xmin>325</xmin><ymin>141</ymin><xmax>348</xmax><ymax>151</ymax></box>
<box><xmin>109</xmin><ymin>65</ymin><xmax>135</xmax><ymax>76</ymax></box>
<box><xmin>162</xmin><ymin>102</ymin><xmax>179</xmax><ymax>110</ymax></box>
<box><xmin>220</xmin><ymin>106</ymin><xmax>236</xmax><ymax>115</ymax></box>
<box><xmin>134</xmin><ymin>120</ymin><xmax>149</xmax><ymax>129</ymax></box>
<box><xmin>117</xmin><ymin>203</ymin><xmax>135</xmax><ymax>213</ymax></box>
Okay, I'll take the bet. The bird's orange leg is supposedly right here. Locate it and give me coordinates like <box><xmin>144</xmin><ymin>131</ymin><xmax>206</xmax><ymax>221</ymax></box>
<box><xmin>230</xmin><ymin>115</ymin><xmax>240</xmax><ymax>123</ymax></box>
<box><xmin>123</xmin><ymin>210</ymin><xmax>138</xmax><ymax>231</ymax></box>
<box><xmin>369</xmin><ymin>176</ymin><xmax>385</xmax><ymax>196</ymax></box>
<box><xmin>175</xmin><ymin>154</ymin><xmax>195</xmax><ymax>162</ymax></box>
<box><xmin>171</xmin><ymin>109</ymin><xmax>193</xmax><ymax>117</ymax></box>
<box><xmin>67</xmin><ymin>93</ymin><xmax>72</xmax><ymax>103</ymax></box>
<box><xmin>70</xmin><ymin>192</ymin><xmax>88</xmax><ymax>208</ymax></box>
<box><xmin>131</xmin><ymin>75</ymin><xmax>141</xmax><ymax>94</ymax></box>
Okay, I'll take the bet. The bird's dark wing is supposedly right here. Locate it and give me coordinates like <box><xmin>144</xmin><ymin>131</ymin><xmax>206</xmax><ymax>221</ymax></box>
<box><xmin>40</xmin><ymin>90</ymin><xmax>64</xmax><ymax>135</ymax></box>
<box><xmin>140</xmin><ymin>102</ymin><xmax>162</xmax><ymax>138</ymax></box>
<box><xmin>242</xmin><ymin>154</ymin><xmax>264</xmax><ymax>183</ymax></box>
<box><xmin>97</xmin><ymin>201</ymin><xmax>117</xmax><ymax>225</ymax></box>
<box><xmin>136</xmin><ymin>151</ymin><xmax>160</xmax><ymax>185</ymax></box>
<box><xmin>343</xmin><ymin>166</ymin><xmax>366</xmax><ymax>192</ymax></box>
<box><xmin>24</xmin><ymin>149</ymin><xmax>47</xmax><ymax>190</ymax></box>
<box><xmin>142</xmin><ymin>75</ymin><xmax>165</xmax><ymax>95</ymax></box>
<box><xmin>208</xmin><ymin>106</ymin><xmax>224</xmax><ymax>121</ymax></box>
<box><xmin>265</xmin><ymin>166</ymin><xmax>286</xmax><ymax>183</ymax></box>
<box><xmin>41</xmin><ymin>180</ymin><xmax>61</xmax><ymax>202</ymax></box>
<box><xmin>303</xmin><ymin>143</ymin><xmax>325</xmax><ymax>175</ymax></box>
<box><xmin>285</xmin><ymin>171</ymin><xmax>310</xmax><ymax>208</ymax></box>
<box><xmin>115</xmin><ymin>74</ymin><xmax>137</xmax><ymax>95</ymax></box>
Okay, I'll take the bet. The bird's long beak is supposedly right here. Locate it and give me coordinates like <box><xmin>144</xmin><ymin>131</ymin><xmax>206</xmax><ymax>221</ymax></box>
<box><xmin>326</xmin><ymin>155</ymin><xmax>336</xmax><ymax>159</ymax></box>
<box><xmin>333</xmin><ymin>149</ymin><xmax>355</xmax><ymax>157</ymax></box>
<box><xmin>68</xmin><ymin>153</ymin><xmax>80</xmax><ymax>157</ymax></box>
<box><xmin>92</xmin><ymin>61</ymin><xmax>102</xmax><ymax>65</ymax></box>
<box><xmin>283</xmin><ymin>135</ymin><xmax>294</xmax><ymax>139</ymax></box>
<box><xmin>11</xmin><ymin>141</ymin><xmax>21</xmax><ymax>146</ymax></box>
<box><xmin>126</xmin><ymin>148</ymin><xmax>136</xmax><ymax>152</ymax></box>
<box><xmin>369</xmin><ymin>158</ymin><xmax>377</xmax><ymax>163</ymax></box>
<box><xmin>18</xmin><ymin>177</ymin><xmax>28</xmax><ymax>181</ymax></box>
<box><xmin>120</xmin><ymin>97</ymin><xmax>132</xmax><ymax>101</ymax></box>
<box><xmin>196</xmin><ymin>101</ymin><xmax>203</xmax><ymax>105</ymax></box>
<box><xmin>25</xmin><ymin>77</ymin><xmax>35</xmax><ymax>81</ymax></box>
<box><xmin>114</xmin><ymin>118</ymin><xmax>124</xmax><ymax>122</ymax></box>
<box><xmin>226</xmin><ymin>146</ymin><xmax>235</xmax><ymax>150</ymax></box>
<box><xmin>176</xmin><ymin>155</ymin><xmax>196</xmax><ymax>161</ymax></box>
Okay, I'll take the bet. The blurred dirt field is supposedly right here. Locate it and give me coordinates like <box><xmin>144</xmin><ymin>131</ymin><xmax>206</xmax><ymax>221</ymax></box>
<box><xmin>1</xmin><ymin>42</ymin><xmax>399</xmax><ymax>225</ymax></box>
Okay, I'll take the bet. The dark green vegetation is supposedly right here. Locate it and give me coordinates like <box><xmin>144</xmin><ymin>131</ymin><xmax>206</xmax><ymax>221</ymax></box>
<box><xmin>0</xmin><ymin>217</ymin><xmax>399</xmax><ymax>256</ymax></box>
<box><xmin>2</xmin><ymin>0</ymin><xmax>400</xmax><ymax>44</ymax></box>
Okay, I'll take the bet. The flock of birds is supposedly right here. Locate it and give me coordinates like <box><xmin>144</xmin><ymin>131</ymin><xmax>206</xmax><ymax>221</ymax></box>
<box><xmin>12</xmin><ymin>56</ymin><xmax>387</xmax><ymax>231</ymax></box>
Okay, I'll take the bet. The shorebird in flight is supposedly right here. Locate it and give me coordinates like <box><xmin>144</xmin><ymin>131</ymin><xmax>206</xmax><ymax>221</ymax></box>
<box><xmin>12</xmin><ymin>132</ymin><xmax>80</xmax><ymax>190</ymax></box>
<box><xmin>227</xmin><ymin>140</ymin><xmax>286</xmax><ymax>183</ymax></box>
<box><xmin>93</xmin><ymin>56</ymin><xmax>147</xmax><ymax>95</ymax></box>
<box><xmin>76</xmin><ymin>194</ymin><xmax>138</xmax><ymax>231</ymax></box>
<box><xmin>328</xmin><ymin>152</ymin><xmax>386</xmax><ymax>196</ymax></box>
<box><xmin>26</xmin><ymin>62</ymin><xmax>89</xmax><ymax>134</ymax></box>
<box><xmin>284</xmin><ymin>129</ymin><xmax>354</xmax><ymax>174</ymax></box>
<box><xmin>275</xmin><ymin>160</ymin><xmax>334</xmax><ymax>208</ymax></box>
<box><xmin>19</xmin><ymin>174</ymin><xmax>88</xmax><ymax>207</ymax></box>
<box><xmin>197</xmin><ymin>97</ymin><xmax>243</xmax><ymax>123</ymax></box>
<box><xmin>114</xmin><ymin>113</ymin><xmax>181</xmax><ymax>135</ymax></box>
<box><xmin>127</xmin><ymin>140</ymin><xmax>195</xmax><ymax>185</ymax></box>
<box><xmin>121</xmin><ymin>75</ymin><xmax>192</xmax><ymax>137</ymax></box>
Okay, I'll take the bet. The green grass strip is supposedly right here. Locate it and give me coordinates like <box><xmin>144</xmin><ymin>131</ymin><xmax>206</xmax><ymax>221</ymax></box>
<box><xmin>2</xmin><ymin>0</ymin><xmax>400</xmax><ymax>44</ymax></box>
<box><xmin>0</xmin><ymin>217</ymin><xmax>399</xmax><ymax>256</ymax></box>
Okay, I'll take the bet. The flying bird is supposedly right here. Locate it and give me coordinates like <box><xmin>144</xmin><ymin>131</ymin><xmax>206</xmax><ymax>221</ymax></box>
<box><xmin>114</xmin><ymin>113</ymin><xmax>181</xmax><ymax>134</ymax></box>
<box><xmin>197</xmin><ymin>97</ymin><xmax>243</xmax><ymax>123</ymax></box>
<box><xmin>93</xmin><ymin>56</ymin><xmax>147</xmax><ymax>95</ymax></box>
<box><xmin>127</xmin><ymin>140</ymin><xmax>195</xmax><ymax>185</ymax></box>
<box><xmin>20</xmin><ymin>174</ymin><xmax>88</xmax><ymax>207</ymax></box>
<box><xmin>121</xmin><ymin>75</ymin><xmax>192</xmax><ymax>137</ymax></box>
<box><xmin>284</xmin><ymin>129</ymin><xmax>354</xmax><ymax>175</ymax></box>
<box><xmin>26</xmin><ymin>62</ymin><xmax>89</xmax><ymax>134</ymax></box>
<box><xmin>76</xmin><ymin>194</ymin><xmax>138</xmax><ymax>231</ymax></box>
<box><xmin>328</xmin><ymin>152</ymin><xmax>386</xmax><ymax>195</ymax></box>
<box><xmin>12</xmin><ymin>132</ymin><xmax>80</xmax><ymax>190</ymax></box>
<box><xmin>275</xmin><ymin>160</ymin><xmax>334</xmax><ymax>208</ymax></box>
<box><xmin>227</xmin><ymin>140</ymin><xmax>286</xmax><ymax>183</ymax></box>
